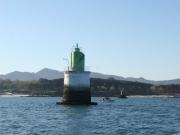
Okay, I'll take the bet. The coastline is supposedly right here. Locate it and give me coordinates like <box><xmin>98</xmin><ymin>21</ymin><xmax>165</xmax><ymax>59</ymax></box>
<box><xmin>0</xmin><ymin>94</ymin><xmax>179</xmax><ymax>98</ymax></box>
<box><xmin>0</xmin><ymin>94</ymin><xmax>30</xmax><ymax>98</ymax></box>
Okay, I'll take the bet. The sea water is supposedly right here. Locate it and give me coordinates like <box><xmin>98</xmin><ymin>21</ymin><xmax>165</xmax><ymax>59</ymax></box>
<box><xmin>0</xmin><ymin>97</ymin><xmax>180</xmax><ymax>135</ymax></box>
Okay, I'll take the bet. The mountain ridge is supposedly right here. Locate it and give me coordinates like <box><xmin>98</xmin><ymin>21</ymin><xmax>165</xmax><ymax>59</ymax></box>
<box><xmin>0</xmin><ymin>68</ymin><xmax>180</xmax><ymax>85</ymax></box>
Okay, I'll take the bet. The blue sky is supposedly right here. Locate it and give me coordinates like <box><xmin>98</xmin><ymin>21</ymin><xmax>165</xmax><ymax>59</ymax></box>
<box><xmin>0</xmin><ymin>0</ymin><xmax>180</xmax><ymax>80</ymax></box>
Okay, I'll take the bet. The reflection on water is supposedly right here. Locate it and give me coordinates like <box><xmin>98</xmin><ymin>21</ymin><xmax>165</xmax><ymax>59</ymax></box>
<box><xmin>0</xmin><ymin>97</ymin><xmax>180</xmax><ymax>135</ymax></box>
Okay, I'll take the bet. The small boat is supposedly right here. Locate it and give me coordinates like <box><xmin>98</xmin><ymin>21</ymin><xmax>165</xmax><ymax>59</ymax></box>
<box><xmin>103</xmin><ymin>97</ymin><xmax>110</xmax><ymax>101</ymax></box>
<box><xmin>171</xmin><ymin>95</ymin><xmax>180</xmax><ymax>98</ymax></box>
<box><xmin>119</xmin><ymin>89</ymin><xmax>127</xmax><ymax>99</ymax></box>
<box><xmin>4</xmin><ymin>92</ymin><xmax>13</xmax><ymax>95</ymax></box>
<box><xmin>102</xmin><ymin>97</ymin><xmax>114</xmax><ymax>102</ymax></box>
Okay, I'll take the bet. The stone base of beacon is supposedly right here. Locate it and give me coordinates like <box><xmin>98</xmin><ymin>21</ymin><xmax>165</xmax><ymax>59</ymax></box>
<box><xmin>57</xmin><ymin>71</ymin><xmax>97</xmax><ymax>105</ymax></box>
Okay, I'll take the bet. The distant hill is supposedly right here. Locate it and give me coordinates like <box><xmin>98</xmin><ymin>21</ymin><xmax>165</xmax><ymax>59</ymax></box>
<box><xmin>36</xmin><ymin>68</ymin><xmax>64</xmax><ymax>80</ymax></box>
<box><xmin>0</xmin><ymin>68</ymin><xmax>64</xmax><ymax>81</ymax></box>
<box><xmin>91</xmin><ymin>73</ymin><xmax>180</xmax><ymax>85</ymax></box>
<box><xmin>0</xmin><ymin>71</ymin><xmax>37</xmax><ymax>81</ymax></box>
<box><xmin>0</xmin><ymin>68</ymin><xmax>180</xmax><ymax>85</ymax></box>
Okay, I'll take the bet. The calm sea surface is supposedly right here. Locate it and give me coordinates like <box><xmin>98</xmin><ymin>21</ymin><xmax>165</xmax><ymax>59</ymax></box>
<box><xmin>0</xmin><ymin>97</ymin><xmax>180</xmax><ymax>135</ymax></box>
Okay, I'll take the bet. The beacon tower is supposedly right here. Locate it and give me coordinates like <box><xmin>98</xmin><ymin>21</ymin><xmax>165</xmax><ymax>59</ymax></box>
<box><xmin>60</xmin><ymin>44</ymin><xmax>96</xmax><ymax>105</ymax></box>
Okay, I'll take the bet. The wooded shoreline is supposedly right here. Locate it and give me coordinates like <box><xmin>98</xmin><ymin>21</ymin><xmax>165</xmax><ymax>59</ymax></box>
<box><xmin>0</xmin><ymin>78</ymin><xmax>180</xmax><ymax>97</ymax></box>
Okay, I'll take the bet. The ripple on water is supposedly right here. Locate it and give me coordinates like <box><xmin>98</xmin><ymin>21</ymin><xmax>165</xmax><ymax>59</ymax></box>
<box><xmin>0</xmin><ymin>97</ymin><xmax>180</xmax><ymax>135</ymax></box>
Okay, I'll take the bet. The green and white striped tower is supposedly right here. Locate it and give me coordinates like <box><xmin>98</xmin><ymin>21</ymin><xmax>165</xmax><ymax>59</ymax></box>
<box><xmin>60</xmin><ymin>44</ymin><xmax>97</xmax><ymax>105</ymax></box>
